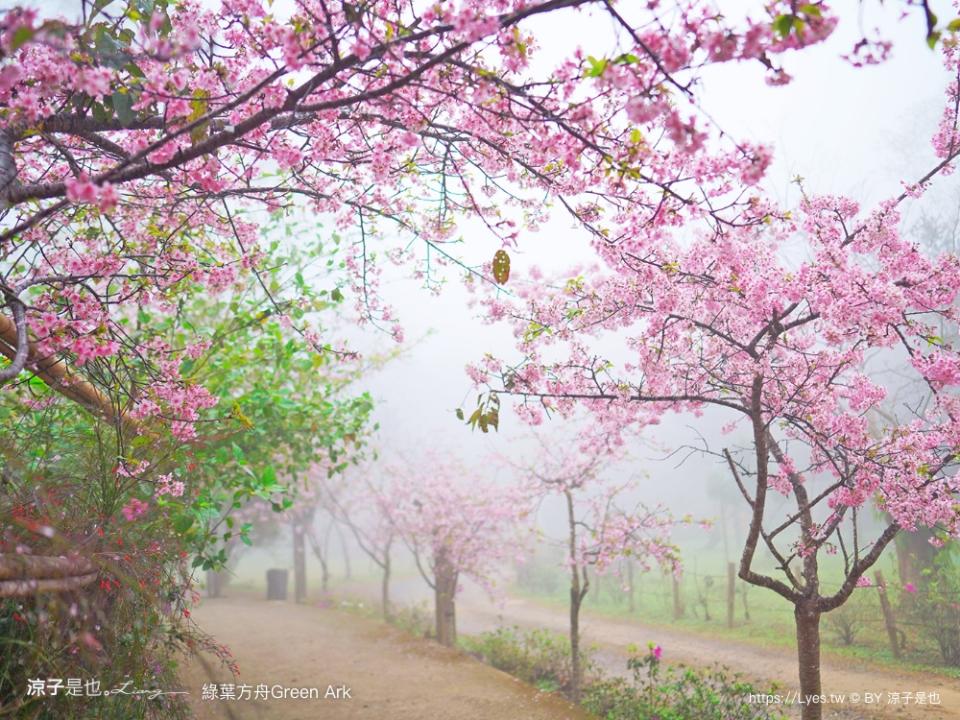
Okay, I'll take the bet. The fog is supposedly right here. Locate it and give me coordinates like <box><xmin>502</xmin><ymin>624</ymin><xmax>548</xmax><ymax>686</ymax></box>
<box><xmin>19</xmin><ymin>0</ymin><xmax>959</xmax><ymax>600</ymax></box>
<box><xmin>328</xmin><ymin>1</ymin><xmax>956</xmax><ymax>561</ymax></box>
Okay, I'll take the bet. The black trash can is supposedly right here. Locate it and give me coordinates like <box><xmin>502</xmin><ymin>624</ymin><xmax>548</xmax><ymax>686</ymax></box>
<box><xmin>266</xmin><ymin>568</ymin><xmax>288</xmax><ymax>600</ymax></box>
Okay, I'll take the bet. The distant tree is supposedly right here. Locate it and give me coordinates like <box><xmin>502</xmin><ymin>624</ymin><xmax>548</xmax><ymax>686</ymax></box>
<box><xmin>319</xmin><ymin>468</ymin><xmax>396</xmax><ymax>620</ymax></box>
<box><xmin>520</xmin><ymin>433</ymin><xmax>678</xmax><ymax>701</ymax></box>
<box><xmin>388</xmin><ymin>457</ymin><xmax>527</xmax><ymax>647</ymax></box>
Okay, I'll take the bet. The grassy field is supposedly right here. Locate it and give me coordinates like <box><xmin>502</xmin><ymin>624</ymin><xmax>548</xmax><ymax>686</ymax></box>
<box><xmin>514</xmin><ymin>551</ymin><xmax>960</xmax><ymax>680</ymax></box>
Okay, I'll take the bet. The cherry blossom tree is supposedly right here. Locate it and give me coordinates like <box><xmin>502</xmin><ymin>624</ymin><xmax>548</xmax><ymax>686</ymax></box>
<box><xmin>1</xmin><ymin>0</ymin><xmax>883</xmax><ymax>421</ymax></box>
<box><xmin>6</xmin><ymin>1</ymin><xmax>960</xmax><ymax>714</ymax></box>
<box><xmin>317</xmin><ymin>467</ymin><xmax>396</xmax><ymax>619</ymax></box>
<box><xmin>0</xmin><ymin>234</ymin><xmax>373</xmax><ymax>710</ymax></box>
<box><xmin>519</xmin><ymin>433</ymin><xmax>677</xmax><ymax>701</ymax></box>
<box><xmin>387</xmin><ymin>456</ymin><xmax>528</xmax><ymax>646</ymax></box>
<box><xmin>470</xmin><ymin>33</ymin><xmax>960</xmax><ymax>718</ymax></box>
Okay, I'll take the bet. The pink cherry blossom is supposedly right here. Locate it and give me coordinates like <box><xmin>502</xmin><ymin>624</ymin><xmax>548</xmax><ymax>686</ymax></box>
<box><xmin>121</xmin><ymin>498</ymin><xmax>149</xmax><ymax>521</ymax></box>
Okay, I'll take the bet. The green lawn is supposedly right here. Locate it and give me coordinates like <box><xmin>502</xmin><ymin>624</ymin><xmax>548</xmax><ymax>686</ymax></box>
<box><xmin>514</xmin><ymin>550</ymin><xmax>960</xmax><ymax>680</ymax></box>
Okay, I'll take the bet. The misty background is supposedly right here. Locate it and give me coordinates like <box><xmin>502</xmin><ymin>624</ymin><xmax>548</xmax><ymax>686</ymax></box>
<box><xmin>21</xmin><ymin>0</ymin><xmax>960</xmax><ymax>592</ymax></box>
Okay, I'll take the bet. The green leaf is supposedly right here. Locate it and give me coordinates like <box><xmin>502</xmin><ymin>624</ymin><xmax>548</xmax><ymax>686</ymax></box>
<box><xmin>10</xmin><ymin>26</ymin><xmax>35</xmax><ymax>52</ymax></box>
<box><xmin>261</xmin><ymin>464</ymin><xmax>277</xmax><ymax>487</ymax></box>
<box><xmin>188</xmin><ymin>89</ymin><xmax>210</xmax><ymax>143</ymax></box>
<box><xmin>125</xmin><ymin>60</ymin><xmax>145</xmax><ymax>79</ymax></box>
<box><xmin>89</xmin><ymin>0</ymin><xmax>116</xmax><ymax>22</ymax></box>
<box><xmin>112</xmin><ymin>91</ymin><xmax>135</xmax><ymax>126</ymax></box>
<box><xmin>949</xmin><ymin>18</ymin><xmax>960</xmax><ymax>33</ymax></box>
<box><xmin>331</xmin><ymin>287</ymin><xmax>344</xmax><ymax>302</ymax></box>
<box><xmin>91</xmin><ymin>100</ymin><xmax>112</xmax><ymax>124</ymax></box>
<box><xmin>93</xmin><ymin>24</ymin><xmax>121</xmax><ymax>57</ymax></box>
<box><xmin>772</xmin><ymin>14</ymin><xmax>795</xmax><ymax>39</ymax></box>
<box><xmin>584</xmin><ymin>55</ymin><xmax>608</xmax><ymax>78</ymax></box>
<box><xmin>455</xmin><ymin>408</ymin><xmax>464</xmax><ymax>420</ymax></box>
<box><xmin>173</xmin><ymin>514</ymin><xmax>194</xmax><ymax>533</ymax></box>
<box><xmin>928</xmin><ymin>30</ymin><xmax>942</xmax><ymax>49</ymax></box>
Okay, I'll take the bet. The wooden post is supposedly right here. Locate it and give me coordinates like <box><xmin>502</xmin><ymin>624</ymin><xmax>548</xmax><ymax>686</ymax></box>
<box><xmin>874</xmin><ymin>570</ymin><xmax>901</xmax><ymax>659</ymax></box>
<box><xmin>727</xmin><ymin>562</ymin><xmax>736</xmax><ymax>628</ymax></box>
<box><xmin>672</xmin><ymin>572</ymin><xmax>684</xmax><ymax>619</ymax></box>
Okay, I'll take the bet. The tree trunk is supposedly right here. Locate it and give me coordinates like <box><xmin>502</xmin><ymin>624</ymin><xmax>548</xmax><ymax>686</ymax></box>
<box><xmin>381</xmin><ymin>556</ymin><xmax>391</xmax><ymax>621</ymax></box>
<box><xmin>320</xmin><ymin>555</ymin><xmax>329</xmax><ymax>593</ymax></box>
<box><xmin>335</xmin><ymin>523</ymin><xmax>352</xmax><ymax>579</ymax></box>
<box><xmin>434</xmin><ymin>549</ymin><xmax>457</xmax><ymax>647</ymax></box>
<box><xmin>727</xmin><ymin>562</ymin><xmax>736</xmax><ymax>628</ymax></box>
<box><xmin>306</xmin><ymin>521</ymin><xmax>330</xmax><ymax>594</ymax></box>
<box><xmin>293</xmin><ymin>521</ymin><xmax>307</xmax><ymax>603</ymax></box>
<box><xmin>795</xmin><ymin>603</ymin><xmax>823</xmax><ymax>720</ymax></box>
<box><xmin>564</xmin><ymin>489</ymin><xmax>585</xmax><ymax>703</ymax></box>
<box><xmin>206</xmin><ymin>570</ymin><xmax>222</xmax><ymax>598</ymax></box>
<box><xmin>894</xmin><ymin>527</ymin><xmax>937</xmax><ymax>589</ymax></box>
<box><xmin>570</xmin><ymin>588</ymin><xmax>583</xmax><ymax>703</ymax></box>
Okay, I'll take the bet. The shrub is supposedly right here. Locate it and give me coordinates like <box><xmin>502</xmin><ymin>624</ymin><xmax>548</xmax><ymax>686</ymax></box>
<box><xmin>824</xmin><ymin>594</ymin><xmax>867</xmax><ymax>646</ymax></box>
<box><xmin>460</xmin><ymin>626</ymin><xmax>594</xmax><ymax>694</ymax></box>
<box><xmin>514</xmin><ymin>548</ymin><xmax>563</xmax><ymax>596</ymax></box>
<box><xmin>902</xmin><ymin>569</ymin><xmax>960</xmax><ymax>664</ymax></box>
<box><xmin>0</xmin><ymin>415</ymin><xmax>206</xmax><ymax>720</ymax></box>
<box><xmin>389</xmin><ymin>602</ymin><xmax>434</xmax><ymax>639</ymax></box>
<box><xmin>582</xmin><ymin>645</ymin><xmax>786</xmax><ymax>720</ymax></box>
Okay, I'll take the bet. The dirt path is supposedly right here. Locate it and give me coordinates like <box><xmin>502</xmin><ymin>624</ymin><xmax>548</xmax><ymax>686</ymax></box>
<box><xmin>454</xmin><ymin>593</ymin><xmax>960</xmax><ymax>720</ymax></box>
<box><xmin>180</xmin><ymin>595</ymin><xmax>592</xmax><ymax>720</ymax></box>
